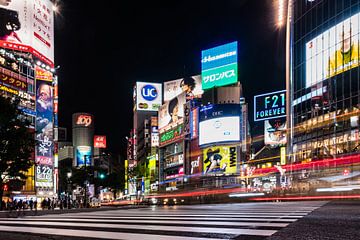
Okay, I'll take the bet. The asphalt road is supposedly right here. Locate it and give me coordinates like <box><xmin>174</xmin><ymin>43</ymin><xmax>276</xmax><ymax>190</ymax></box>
<box><xmin>0</xmin><ymin>201</ymin><xmax>357</xmax><ymax>239</ymax></box>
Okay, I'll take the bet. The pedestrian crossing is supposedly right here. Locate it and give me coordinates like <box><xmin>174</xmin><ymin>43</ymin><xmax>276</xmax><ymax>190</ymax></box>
<box><xmin>0</xmin><ymin>201</ymin><xmax>327</xmax><ymax>239</ymax></box>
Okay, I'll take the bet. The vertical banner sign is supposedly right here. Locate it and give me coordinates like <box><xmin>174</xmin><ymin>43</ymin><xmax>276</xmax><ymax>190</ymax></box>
<box><xmin>35</xmin><ymin>79</ymin><xmax>54</xmax><ymax>188</ymax></box>
<box><xmin>201</xmin><ymin>41</ymin><xmax>238</xmax><ymax>90</ymax></box>
<box><xmin>280</xmin><ymin>147</ymin><xmax>286</xmax><ymax>165</ymax></box>
<box><xmin>125</xmin><ymin>160</ymin><xmax>128</xmax><ymax>195</ymax></box>
<box><xmin>183</xmin><ymin>101</ymin><xmax>191</xmax><ymax>135</ymax></box>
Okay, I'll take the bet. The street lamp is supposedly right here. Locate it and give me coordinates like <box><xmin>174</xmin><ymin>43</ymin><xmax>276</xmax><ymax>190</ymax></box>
<box><xmin>66</xmin><ymin>172</ymin><xmax>72</xmax><ymax>209</ymax></box>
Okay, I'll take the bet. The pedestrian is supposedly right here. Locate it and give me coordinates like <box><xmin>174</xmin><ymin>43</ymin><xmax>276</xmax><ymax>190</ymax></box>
<box><xmin>29</xmin><ymin>198</ymin><xmax>34</xmax><ymax>211</ymax></box>
<box><xmin>34</xmin><ymin>199</ymin><xmax>38</xmax><ymax>213</ymax></box>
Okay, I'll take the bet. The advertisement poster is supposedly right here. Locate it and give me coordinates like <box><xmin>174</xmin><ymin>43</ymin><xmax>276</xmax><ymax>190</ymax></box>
<box><xmin>163</xmin><ymin>75</ymin><xmax>203</xmax><ymax>102</ymax></box>
<box><xmin>264</xmin><ymin>119</ymin><xmax>287</xmax><ymax>147</ymax></box>
<box><xmin>158</xmin><ymin>92</ymin><xmax>186</xmax><ymax>129</ymax></box>
<box><xmin>136</xmin><ymin>82</ymin><xmax>162</xmax><ymax>112</ymax></box>
<box><xmin>76</xmin><ymin>146</ymin><xmax>92</xmax><ymax>166</ymax></box>
<box><xmin>35</xmin><ymin>79</ymin><xmax>53</xmax><ymax>187</ymax></box>
<box><xmin>203</xmin><ymin>145</ymin><xmax>238</xmax><ymax>175</ymax></box>
<box><xmin>306</xmin><ymin>12</ymin><xmax>360</xmax><ymax>87</ymax></box>
<box><xmin>0</xmin><ymin>0</ymin><xmax>55</xmax><ymax>63</ymax></box>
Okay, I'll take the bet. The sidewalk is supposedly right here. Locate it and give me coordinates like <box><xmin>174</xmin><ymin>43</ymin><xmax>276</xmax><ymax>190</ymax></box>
<box><xmin>267</xmin><ymin>200</ymin><xmax>360</xmax><ymax>240</ymax></box>
<box><xmin>0</xmin><ymin>205</ymin><xmax>148</xmax><ymax>218</ymax></box>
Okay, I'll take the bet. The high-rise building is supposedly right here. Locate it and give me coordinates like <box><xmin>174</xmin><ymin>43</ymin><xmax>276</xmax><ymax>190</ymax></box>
<box><xmin>290</xmin><ymin>0</ymin><xmax>360</xmax><ymax>162</ymax></box>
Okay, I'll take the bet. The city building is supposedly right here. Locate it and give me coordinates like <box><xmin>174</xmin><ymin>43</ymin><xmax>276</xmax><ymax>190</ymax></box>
<box><xmin>290</xmin><ymin>0</ymin><xmax>360</xmax><ymax>162</ymax></box>
<box><xmin>0</xmin><ymin>0</ymin><xmax>57</xmax><ymax>201</ymax></box>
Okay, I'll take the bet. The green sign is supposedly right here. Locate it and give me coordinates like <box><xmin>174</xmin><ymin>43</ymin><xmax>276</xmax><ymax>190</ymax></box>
<box><xmin>160</xmin><ymin>124</ymin><xmax>183</xmax><ymax>145</ymax></box>
<box><xmin>201</xmin><ymin>63</ymin><xmax>238</xmax><ymax>90</ymax></box>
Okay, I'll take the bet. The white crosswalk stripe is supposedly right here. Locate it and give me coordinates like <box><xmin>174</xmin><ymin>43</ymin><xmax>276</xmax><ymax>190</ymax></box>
<box><xmin>0</xmin><ymin>201</ymin><xmax>327</xmax><ymax>239</ymax></box>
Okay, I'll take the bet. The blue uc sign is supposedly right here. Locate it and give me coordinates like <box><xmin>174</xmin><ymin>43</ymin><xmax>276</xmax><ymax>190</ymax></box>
<box><xmin>141</xmin><ymin>85</ymin><xmax>158</xmax><ymax>101</ymax></box>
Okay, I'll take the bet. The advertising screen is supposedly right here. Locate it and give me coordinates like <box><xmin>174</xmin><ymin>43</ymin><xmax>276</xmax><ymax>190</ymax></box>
<box><xmin>254</xmin><ymin>90</ymin><xmax>286</xmax><ymax>121</ymax></box>
<box><xmin>264</xmin><ymin>119</ymin><xmax>287</xmax><ymax>147</ymax></box>
<box><xmin>203</xmin><ymin>145</ymin><xmax>238</xmax><ymax>175</ymax></box>
<box><xmin>199</xmin><ymin>117</ymin><xmax>240</xmax><ymax>146</ymax></box>
<box><xmin>0</xmin><ymin>0</ymin><xmax>55</xmax><ymax>63</ymax></box>
<box><xmin>35</xmin><ymin>79</ymin><xmax>53</xmax><ymax>188</ymax></box>
<box><xmin>76</xmin><ymin>146</ymin><xmax>92</xmax><ymax>166</ymax></box>
<box><xmin>164</xmin><ymin>75</ymin><xmax>203</xmax><ymax>102</ymax></box>
<box><xmin>158</xmin><ymin>92</ymin><xmax>186</xmax><ymax>130</ymax></box>
<box><xmin>136</xmin><ymin>82</ymin><xmax>162</xmax><ymax>111</ymax></box>
<box><xmin>201</xmin><ymin>41</ymin><xmax>238</xmax><ymax>90</ymax></box>
<box><xmin>94</xmin><ymin>135</ymin><xmax>107</xmax><ymax>148</ymax></box>
<box><xmin>306</xmin><ymin>12</ymin><xmax>360</xmax><ymax>88</ymax></box>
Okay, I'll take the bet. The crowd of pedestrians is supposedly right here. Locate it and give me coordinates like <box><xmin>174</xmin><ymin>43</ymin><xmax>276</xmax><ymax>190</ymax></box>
<box><xmin>1</xmin><ymin>196</ymin><xmax>86</xmax><ymax>212</ymax></box>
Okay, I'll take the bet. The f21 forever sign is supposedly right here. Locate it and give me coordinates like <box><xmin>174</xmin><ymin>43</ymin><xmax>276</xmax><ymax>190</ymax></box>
<box><xmin>254</xmin><ymin>90</ymin><xmax>286</xmax><ymax>121</ymax></box>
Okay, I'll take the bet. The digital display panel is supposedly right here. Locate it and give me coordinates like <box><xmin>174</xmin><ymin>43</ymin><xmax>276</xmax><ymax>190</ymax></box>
<box><xmin>199</xmin><ymin>117</ymin><xmax>240</xmax><ymax>146</ymax></box>
<box><xmin>306</xmin><ymin>12</ymin><xmax>360</xmax><ymax>88</ymax></box>
<box><xmin>201</xmin><ymin>41</ymin><xmax>238</xmax><ymax>90</ymax></box>
<box><xmin>254</xmin><ymin>90</ymin><xmax>286</xmax><ymax>122</ymax></box>
<box><xmin>76</xmin><ymin>146</ymin><xmax>92</xmax><ymax>166</ymax></box>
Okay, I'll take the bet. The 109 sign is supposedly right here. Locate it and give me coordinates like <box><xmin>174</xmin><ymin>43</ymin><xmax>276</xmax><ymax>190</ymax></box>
<box><xmin>254</xmin><ymin>90</ymin><xmax>286</xmax><ymax>121</ymax></box>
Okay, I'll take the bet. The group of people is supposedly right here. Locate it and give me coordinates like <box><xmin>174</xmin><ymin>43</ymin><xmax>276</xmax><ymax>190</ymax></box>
<box><xmin>1</xmin><ymin>197</ymin><xmax>86</xmax><ymax>212</ymax></box>
<box><xmin>1</xmin><ymin>198</ymin><xmax>37</xmax><ymax>211</ymax></box>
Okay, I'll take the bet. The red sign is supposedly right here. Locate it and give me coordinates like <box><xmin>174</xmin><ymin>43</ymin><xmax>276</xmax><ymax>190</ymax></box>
<box><xmin>76</xmin><ymin>115</ymin><xmax>92</xmax><ymax>127</ymax></box>
<box><xmin>94</xmin><ymin>135</ymin><xmax>107</xmax><ymax>148</ymax></box>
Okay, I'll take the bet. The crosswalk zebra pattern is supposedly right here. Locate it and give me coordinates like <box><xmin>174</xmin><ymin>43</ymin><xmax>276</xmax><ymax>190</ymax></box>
<box><xmin>0</xmin><ymin>201</ymin><xmax>326</xmax><ymax>239</ymax></box>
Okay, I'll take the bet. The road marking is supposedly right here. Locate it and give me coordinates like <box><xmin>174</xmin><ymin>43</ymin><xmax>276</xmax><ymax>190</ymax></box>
<box><xmin>0</xmin><ymin>221</ymin><xmax>277</xmax><ymax>237</ymax></box>
<box><xmin>0</xmin><ymin>225</ymin><xmax>222</xmax><ymax>240</ymax></box>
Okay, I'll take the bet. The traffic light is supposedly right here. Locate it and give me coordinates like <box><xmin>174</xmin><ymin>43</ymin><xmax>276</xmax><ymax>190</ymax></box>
<box><xmin>99</xmin><ymin>173</ymin><xmax>105</xmax><ymax>179</ymax></box>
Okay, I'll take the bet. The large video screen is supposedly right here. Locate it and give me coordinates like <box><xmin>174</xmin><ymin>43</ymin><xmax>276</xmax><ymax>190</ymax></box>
<box><xmin>0</xmin><ymin>0</ymin><xmax>55</xmax><ymax>63</ymax></box>
<box><xmin>199</xmin><ymin>116</ymin><xmax>240</xmax><ymax>146</ymax></box>
<box><xmin>306</xmin><ymin>12</ymin><xmax>360</xmax><ymax>88</ymax></box>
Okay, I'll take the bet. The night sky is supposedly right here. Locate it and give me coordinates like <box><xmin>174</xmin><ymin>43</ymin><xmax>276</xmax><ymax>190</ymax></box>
<box><xmin>55</xmin><ymin>0</ymin><xmax>286</xmax><ymax>156</ymax></box>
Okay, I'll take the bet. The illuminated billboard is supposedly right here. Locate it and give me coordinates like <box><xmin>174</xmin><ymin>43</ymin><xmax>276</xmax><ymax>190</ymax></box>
<box><xmin>201</xmin><ymin>41</ymin><xmax>238</xmax><ymax>90</ymax></box>
<box><xmin>306</xmin><ymin>12</ymin><xmax>360</xmax><ymax>88</ymax></box>
<box><xmin>0</xmin><ymin>0</ymin><xmax>55</xmax><ymax>64</ymax></box>
<box><xmin>164</xmin><ymin>75</ymin><xmax>203</xmax><ymax>101</ymax></box>
<box><xmin>254</xmin><ymin>90</ymin><xmax>286</xmax><ymax>121</ymax></box>
<box><xmin>136</xmin><ymin>82</ymin><xmax>162</xmax><ymax>111</ymax></box>
<box><xmin>158</xmin><ymin>92</ymin><xmax>186</xmax><ymax>130</ymax></box>
<box><xmin>203</xmin><ymin>145</ymin><xmax>238</xmax><ymax>175</ymax></box>
<box><xmin>199</xmin><ymin>117</ymin><xmax>240</xmax><ymax>146</ymax></box>
<box><xmin>264</xmin><ymin>119</ymin><xmax>287</xmax><ymax>147</ymax></box>
<box><xmin>199</xmin><ymin>104</ymin><xmax>241</xmax><ymax>146</ymax></box>
<box><xmin>94</xmin><ymin>135</ymin><xmax>107</xmax><ymax>148</ymax></box>
<box><xmin>35</xmin><ymin>79</ymin><xmax>54</xmax><ymax>188</ymax></box>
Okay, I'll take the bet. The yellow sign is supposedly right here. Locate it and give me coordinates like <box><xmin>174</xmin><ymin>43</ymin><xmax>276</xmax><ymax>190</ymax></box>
<box><xmin>280</xmin><ymin>147</ymin><xmax>286</xmax><ymax>165</ymax></box>
<box><xmin>124</xmin><ymin>160</ymin><xmax>128</xmax><ymax>191</ymax></box>
<box><xmin>203</xmin><ymin>145</ymin><xmax>238</xmax><ymax>175</ymax></box>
